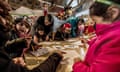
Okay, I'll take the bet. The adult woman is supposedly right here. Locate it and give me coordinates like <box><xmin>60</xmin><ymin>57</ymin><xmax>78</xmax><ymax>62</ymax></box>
<box><xmin>73</xmin><ymin>0</ymin><xmax>120</xmax><ymax>72</ymax></box>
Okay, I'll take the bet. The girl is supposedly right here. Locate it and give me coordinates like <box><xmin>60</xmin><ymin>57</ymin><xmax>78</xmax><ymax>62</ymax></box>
<box><xmin>33</xmin><ymin>26</ymin><xmax>47</xmax><ymax>45</ymax></box>
<box><xmin>10</xmin><ymin>18</ymin><xmax>31</xmax><ymax>40</ymax></box>
<box><xmin>77</xmin><ymin>19</ymin><xmax>85</xmax><ymax>36</ymax></box>
<box><xmin>54</xmin><ymin>23</ymin><xmax>71</xmax><ymax>41</ymax></box>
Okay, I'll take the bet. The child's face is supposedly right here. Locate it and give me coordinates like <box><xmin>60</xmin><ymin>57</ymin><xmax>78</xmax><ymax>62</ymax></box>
<box><xmin>38</xmin><ymin>30</ymin><xmax>44</xmax><ymax>35</ymax></box>
<box><xmin>16</xmin><ymin>23</ymin><xmax>23</xmax><ymax>31</ymax></box>
<box><xmin>44</xmin><ymin>19</ymin><xmax>51</xmax><ymax>26</ymax></box>
<box><xmin>78</xmin><ymin>21</ymin><xmax>82</xmax><ymax>25</ymax></box>
<box><xmin>22</xmin><ymin>24</ymin><xmax>29</xmax><ymax>33</ymax></box>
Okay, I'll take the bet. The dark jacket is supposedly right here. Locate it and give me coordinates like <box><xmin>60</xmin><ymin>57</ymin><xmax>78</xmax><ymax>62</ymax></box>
<box><xmin>35</xmin><ymin>15</ymin><xmax>53</xmax><ymax>35</ymax></box>
<box><xmin>9</xmin><ymin>30</ymin><xmax>19</xmax><ymax>40</ymax></box>
<box><xmin>34</xmin><ymin>32</ymin><xmax>46</xmax><ymax>42</ymax></box>
<box><xmin>54</xmin><ymin>30</ymin><xmax>70</xmax><ymax>41</ymax></box>
<box><xmin>0</xmin><ymin>48</ymin><xmax>62</xmax><ymax>72</ymax></box>
<box><xmin>5</xmin><ymin>38</ymin><xmax>27</xmax><ymax>58</ymax></box>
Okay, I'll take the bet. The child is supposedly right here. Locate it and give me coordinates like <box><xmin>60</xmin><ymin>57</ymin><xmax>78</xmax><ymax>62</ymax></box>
<box><xmin>33</xmin><ymin>26</ymin><xmax>47</xmax><ymax>45</ymax></box>
<box><xmin>19</xmin><ymin>21</ymin><xmax>31</xmax><ymax>38</ymax></box>
<box><xmin>84</xmin><ymin>18</ymin><xmax>95</xmax><ymax>35</ymax></box>
<box><xmin>10</xmin><ymin>18</ymin><xmax>31</xmax><ymax>39</ymax></box>
<box><xmin>54</xmin><ymin>23</ymin><xmax>71</xmax><ymax>41</ymax></box>
<box><xmin>77</xmin><ymin>19</ymin><xmax>85</xmax><ymax>36</ymax></box>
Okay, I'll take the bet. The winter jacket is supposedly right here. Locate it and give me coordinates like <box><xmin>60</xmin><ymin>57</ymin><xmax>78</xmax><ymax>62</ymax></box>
<box><xmin>73</xmin><ymin>21</ymin><xmax>120</xmax><ymax>72</ymax></box>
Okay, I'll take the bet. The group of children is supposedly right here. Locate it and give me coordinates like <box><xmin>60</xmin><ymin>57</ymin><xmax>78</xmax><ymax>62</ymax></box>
<box><xmin>5</xmin><ymin>10</ymin><xmax>96</xmax><ymax>59</ymax></box>
<box><xmin>1</xmin><ymin>0</ymin><xmax>120</xmax><ymax>72</ymax></box>
<box><xmin>32</xmin><ymin>14</ymin><xmax>95</xmax><ymax>43</ymax></box>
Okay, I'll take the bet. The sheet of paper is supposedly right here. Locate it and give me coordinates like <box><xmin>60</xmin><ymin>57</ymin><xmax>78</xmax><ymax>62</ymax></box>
<box><xmin>30</xmin><ymin>48</ymin><xmax>49</xmax><ymax>57</ymax></box>
<box><xmin>45</xmin><ymin>46</ymin><xmax>56</xmax><ymax>52</ymax></box>
<box><xmin>64</xmin><ymin>45</ymin><xmax>74</xmax><ymax>48</ymax></box>
<box><xmin>67</xmin><ymin>39</ymin><xmax>77</xmax><ymax>42</ymax></box>
<box><xmin>64</xmin><ymin>45</ymin><xmax>79</xmax><ymax>49</ymax></box>
<box><xmin>83</xmin><ymin>36</ymin><xmax>89</xmax><ymax>39</ymax></box>
<box><xmin>52</xmin><ymin>45</ymin><xmax>65</xmax><ymax>50</ymax></box>
<box><xmin>72</xmin><ymin>41</ymin><xmax>83</xmax><ymax>45</ymax></box>
<box><xmin>52</xmin><ymin>42</ymin><xmax>61</xmax><ymax>44</ymax></box>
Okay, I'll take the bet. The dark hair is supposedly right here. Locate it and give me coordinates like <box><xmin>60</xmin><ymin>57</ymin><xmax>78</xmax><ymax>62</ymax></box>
<box><xmin>14</xmin><ymin>18</ymin><xmax>24</xmax><ymax>24</ymax></box>
<box><xmin>37</xmin><ymin>25</ymin><xmax>44</xmax><ymax>31</ymax></box>
<box><xmin>20</xmin><ymin>20</ymin><xmax>30</xmax><ymax>28</ymax></box>
<box><xmin>77</xmin><ymin>19</ymin><xmax>84</xmax><ymax>24</ymax></box>
<box><xmin>45</xmin><ymin>14</ymin><xmax>54</xmax><ymax>23</ymax></box>
<box><xmin>64</xmin><ymin>6</ymin><xmax>72</xmax><ymax>12</ymax></box>
<box><xmin>37</xmin><ymin>14</ymin><xmax>54</xmax><ymax>26</ymax></box>
<box><xmin>90</xmin><ymin>0</ymin><xmax>120</xmax><ymax>16</ymax></box>
<box><xmin>90</xmin><ymin>0</ymin><xmax>120</xmax><ymax>21</ymax></box>
<box><xmin>22</xmin><ymin>21</ymin><xmax>31</xmax><ymax>33</ymax></box>
<box><xmin>90</xmin><ymin>2</ymin><xmax>110</xmax><ymax>19</ymax></box>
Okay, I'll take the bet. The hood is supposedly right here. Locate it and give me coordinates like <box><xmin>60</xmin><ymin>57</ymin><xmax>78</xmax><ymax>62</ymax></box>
<box><xmin>95</xmin><ymin>21</ymin><xmax>120</xmax><ymax>36</ymax></box>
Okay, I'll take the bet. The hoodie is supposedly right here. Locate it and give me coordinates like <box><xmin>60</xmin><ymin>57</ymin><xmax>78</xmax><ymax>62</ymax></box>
<box><xmin>73</xmin><ymin>21</ymin><xmax>120</xmax><ymax>72</ymax></box>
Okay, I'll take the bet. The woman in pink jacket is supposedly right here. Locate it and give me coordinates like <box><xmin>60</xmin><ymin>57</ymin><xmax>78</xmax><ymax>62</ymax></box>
<box><xmin>73</xmin><ymin>0</ymin><xmax>120</xmax><ymax>72</ymax></box>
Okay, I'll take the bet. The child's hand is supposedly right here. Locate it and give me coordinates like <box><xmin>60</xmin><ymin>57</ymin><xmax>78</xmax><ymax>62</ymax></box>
<box><xmin>80</xmin><ymin>37</ymin><xmax>87</xmax><ymax>43</ymax></box>
<box><xmin>45</xmin><ymin>36</ymin><xmax>49</xmax><ymax>41</ymax></box>
<box><xmin>13</xmin><ymin>57</ymin><xmax>26</xmax><ymax>67</ymax></box>
<box><xmin>74</xmin><ymin>57</ymin><xmax>82</xmax><ymax>63</ymax></box>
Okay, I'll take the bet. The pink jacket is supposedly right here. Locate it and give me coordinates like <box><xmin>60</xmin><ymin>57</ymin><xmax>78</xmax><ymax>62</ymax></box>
<box><xmin>73</xmin><ymin>21</ymin><xmax>120</xmax><ymax>72</ymax></box>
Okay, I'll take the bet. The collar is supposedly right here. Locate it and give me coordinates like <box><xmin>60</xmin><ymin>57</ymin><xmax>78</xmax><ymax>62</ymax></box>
<box><xmin>95</xmin><ymin>21</ymin><xmax>120</xmax><ymax>36</ymax></box>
